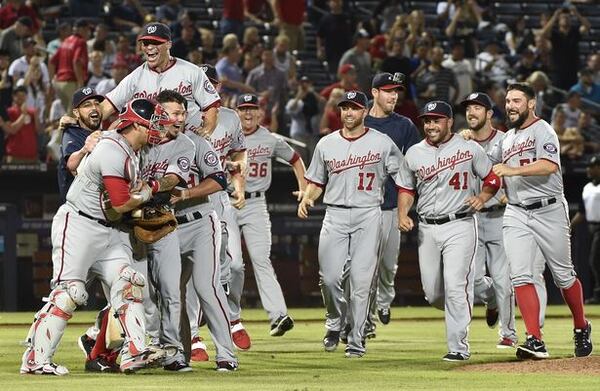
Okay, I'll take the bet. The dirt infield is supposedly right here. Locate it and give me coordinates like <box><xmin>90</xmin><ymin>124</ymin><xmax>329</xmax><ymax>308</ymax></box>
<box><xmin>459</xmin><ymin>356</ymin><xmax>600</xmax><ymax>375</ymax></box>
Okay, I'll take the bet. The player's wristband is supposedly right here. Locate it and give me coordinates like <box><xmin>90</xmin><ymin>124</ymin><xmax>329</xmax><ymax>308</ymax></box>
<box><xmin>149</xmin><ymin>179</ymin><xmax>160</xmax><ymax>194</ymax></box>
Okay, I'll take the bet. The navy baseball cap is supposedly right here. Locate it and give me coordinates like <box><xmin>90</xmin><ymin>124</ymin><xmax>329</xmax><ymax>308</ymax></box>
<box><xmin>237</xmin><ymin>93</ymin><xmax>260</xmax><ymax>108</ymax></box>
<box><xmin>588</xmin><ymin>155</ymin><xmax>600</xmax><ymax>167</ymax></box>
<box><xmin>337</xmin><ymin>90</ymin><xmax>368</xmax><ymax>109</ymax></box>
<box><xmin>372</xmin><ymin>72</ymin><xmax>405</xmax><ymax>90</ymax></box>
<box><xmin>418</xmin><ymin>100</ymin><xmax>453</xmax><ymax>119</ymax></box>
<box><xmin>200</xmin><ymin>63</ymin><xmax>218</xmax><ymax>83</ymax></box>
<box><xmin>138</xmin><ymin>22</ymin><xmax>171</xmax><ymax>43</ymax></box>
<box><xmin>460</xmin><ymin>92</ymin><xmax>493</xmax><ymax>110</ymax></box>
<box><xmin>72</xmin><ymin>87</ymin><xmax>104</xmax><ymax>109</ymax></box>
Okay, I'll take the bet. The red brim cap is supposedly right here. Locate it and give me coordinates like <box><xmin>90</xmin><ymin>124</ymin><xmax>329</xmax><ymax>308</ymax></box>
<box><xmin>337</xmin><ymin>100</ymin><xmax>365</xmax><ymax>109</ymax></box>
<box><xmin>137</xmin><ymin>35</ymin><xmax>169</xmax><ymax>43</ymax></box>
<box><xmin>237</xmin><ymin>103</ymin><xmax>260</xmax><ymax>108</ymax></box>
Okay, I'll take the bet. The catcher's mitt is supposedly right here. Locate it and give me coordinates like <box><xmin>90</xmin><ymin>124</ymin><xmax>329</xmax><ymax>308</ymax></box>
<box><xmin>131</xmin><ymin>206</ymin><xmax>177</xmax><ymax>244</ymax></box>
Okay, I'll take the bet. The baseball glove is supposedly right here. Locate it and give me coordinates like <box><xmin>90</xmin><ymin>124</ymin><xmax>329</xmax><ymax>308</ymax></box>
<box><xmin>131</xmin><ymin>206</ymin><xmax>178</xmax><ymax>244</ymax></box>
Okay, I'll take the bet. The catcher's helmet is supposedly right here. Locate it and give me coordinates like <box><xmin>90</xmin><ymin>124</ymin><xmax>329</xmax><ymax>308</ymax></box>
<box><xmin>113</xmin><ymin>98</ymin><xmax>174</xmax><ymax>144</ymax></box>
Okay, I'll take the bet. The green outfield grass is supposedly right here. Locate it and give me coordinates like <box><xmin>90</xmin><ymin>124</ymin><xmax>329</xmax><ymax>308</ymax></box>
<box><xmin>1</xmin><ymin>306</ymin><xmax>599</xmax><ymax>390</ymax></box>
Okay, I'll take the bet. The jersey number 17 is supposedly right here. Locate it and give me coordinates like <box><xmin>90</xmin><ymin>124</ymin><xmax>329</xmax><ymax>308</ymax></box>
<box><xmin>357</xmin><ymin>172</ymin><xmax>375</xmax><ymax>191</ymax></box>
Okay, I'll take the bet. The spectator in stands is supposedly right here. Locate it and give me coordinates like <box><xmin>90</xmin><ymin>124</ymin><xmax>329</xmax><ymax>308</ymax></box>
<box><xmin>541</xmin><ymin>5</ymin><xmax>590</xmax><ymax>90</ymax></box>
<box><xmin>187</xmin><ymin>47</ymin><xmax>204</xmax><ymax>67</ymax></box>
<box><xmin>526</xmin><ymin>70</ymin><xmax>555</xmax><ymax>118</ymax></box>
<box><xmin>109</xmin><ymin>0</ymin><xmax>148</xmax><ymax>34</ymax></box>
<box><xmin>114</xmin><ymin>34</ymin><xmax>142</xmax><ymax>71</ymax></box>
<box><xmin>273</xmin><ymin>0</ymin><xmax>305</xmax><ymax>51</ymax></box>
<box><xmin>273</xmin><ymin>34</ymin><xmax>297</xmax><ymax>83</ymax></box>
<box><xmin>4</xmin><ymin>86</ymin><xmax>39</xmax><ymax>163</ymax></box>
<box><xmin>505</xmin><ymin>16</ymin><xmax>535</xmax><ymax>57</ymax></box>
<box><xmin>96</xmin><ymin>61</ymin><xmax>128</xmax><ymax>96</ymax></box>
<box><xmin>437</xmin><ymin>0</ymin><xmax>457</xmax><ymax>23</ymax></box>
<box><xmin>242</xmin><ymin>51</ymin><xmax>260</xmax><ymax>79</ymax></box>
<box><xmin>86</xmin><ymin>50</ymin><xmax>109</xmax><ymax>90</ymax></box>
<box><xmin>245</xmin><ymin>0</ymin><xmax>276</xmax><ymax>24</ymax></box>
<box><xmin>242</xmin><ymin>26</ymin><xmax>261</xmax><ymax>57</ymax></box>
<box><xmin>0</xmin><ymin>49</ymin><xmax>12</xmax><ymax>110</ymax></box>
<box><xmin>405</xmin><ymin>10</ymin><xmax>426</xmax><ymax>54</ymax></box>
<box><xmin>514</xmin><ymin>48</ymin><xmax>540</xmax><ymax>83</ymax></box>
<box><xmin>200</xmin><ymin>28</ymin><xmax>218</xmax><ymax>64</ymax></box>
<box><xmin>380</xmin><ymin>37</ymin><xmax>413</xmax><ymax>99</ymax></box>
<box><xmin>8</xmin><ymin>38</ymin><xmax>46</xmax><ymax>86</ymax></box>
<box><xmin>588</xmin><ymin>53</ymin><xmax>600</xmax><ymax>85</ymax></box>
<box><xmin>320</xmin><ymin>63</ymin><xmax>359</xmax><ymax>100</ymax></box>
<box><xmin>409</xmin><ymin>39</ymin><xmax>431</xmax><ymax>82</ymax></box>
<box><xmin>286</xmin><ymin>75</ymin><xmax>321</xmax><ymax>162</ymax></box>
<box><xmin>394</xmin><ymin>87</ymin><xmax>419</xmax><ymax>126</ymax></box>
<box><xmin>0</xmin><ymin>16</ymin><xmax>33</xmax><ymax>61</ymax></box>
<box><xmin>0</xmin><ymin>0</ymin><xmax>40</xmax><ymax>33</ymax></box>
<box><xmin>553</xmin><ymin>91</ymin><xmax>584</xmax><ymax>129</ymax></box>
<box><xmin>172</xmin><ymin>25</ymin><xmax>201</xmax><ymax>60</ymax></box>
<box><xmin>530</xmin><ymin>33</ymin><xmax>552</xmax><ymax>76</ymax></box>
<box><xmin>216</xmin><ymin>42</ymin><xmax>255</xmax><ymax>98</ymax></box>
<box><xmin>443</xmin><ymin>0</ymin><xmax>481</xmax><ymax>59</ymax></box>
<box><xmin>156</xmin><ymin>0</ymin><xmax>183</xmax><ymax>25</ymax></box>
<box><xmin>375</xmin><ymin>0</ymin><xmax>406</xmax><ymax>33</ymax></box>
<box><xmin>246</xmin><ymin>48</ymin><xmax>288</xmax><ymax>127</ymax></box>
<box><xmin>49</xmin><ymin>19</ymin><xmax>90</xmax><ymax>112</ymax></box>
<box><xmin>339</xmin><ymin>28</ymin><xmax>372</xmax><ymax>95</ymax></box>
<box><xmin>317</xmin><ymin>0</ymin><xmax>356</xmax><ymax>74</ymax></box>
<box><xmin>47</xmin><ymin>22</ymin><xmax>72</xmax><ymax>58</ymax></box>
<box><xmin>319</xmin><ymin>87</ymin><xmax>344</xmax><ymax>136</ymax></box>
<box><xmin>442</xmin><ymin>40</ymin><xmax>474</xmax><ymax>106</ymax></box>
<box><xmin>170</xmin><ymin>10</ymin><xmax>201</xmax><ymax>43</ymax></box>
<box><xmin>415</xmin><ymin>45</ymin><xmax>458</xmax><ymax>105</ymax></box>
<box><xmin>570</xmin><ymin>68</ymin><xmax>600</xmax><ymax>105</ymax></box>
<box><xmin>551</xmin><ymin>106</ymin><xmax>584</xmax><ymax>160</ymax></box>
<box><xmin>475</xmin><ymin>40</ymin><xmax>510</xmax><ymax>85</ymax></box>
<box><xmin>221</xmin><ymin>0</ymin><xmax>245</xmax><ymax>41</ymax></box>
<box><xmin>87</xmin><ymin>24</ymin><xmax>117</xmax><ymax>73</ymax></box>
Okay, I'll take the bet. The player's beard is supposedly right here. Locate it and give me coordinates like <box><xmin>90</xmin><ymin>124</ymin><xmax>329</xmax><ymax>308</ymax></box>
<box><xmin>343</xmin><ymin>115</ymin><xmax>361</xmax><ymax>131</ymax></box>
<box><xmin>81</xmin><ymin>112</ymin><xmax>101</xmax><ymax>131</ymax></box>
<box><xmin>467</xmin><ymin>115</ymin><xmax>486</xmax><ymax>131</ymax></box>
<box><xmin>507</xmin><ymin>108</ymin><xmax>528</xmax><ymax>129</ymax></box>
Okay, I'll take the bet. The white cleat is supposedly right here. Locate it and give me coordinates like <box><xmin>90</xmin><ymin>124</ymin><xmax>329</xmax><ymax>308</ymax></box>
<box><xmin>20</xmin><ymin>362</ymin><xmax>69</xmax><ymax>376</ymax></box>
<box><xmin>120</xmin><ymin>348</ymin><xmax>166</xmax><ymax>374</ymax></box>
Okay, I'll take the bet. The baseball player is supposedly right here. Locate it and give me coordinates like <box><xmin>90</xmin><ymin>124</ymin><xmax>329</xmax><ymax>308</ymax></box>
<box><xmin>160</xmin><ymin>90</ymin><xmax>239</xmax><ymax>372</ymax></box>
<box><xmin>461</xmin><ymin>92</ymin><xmax>517</xmax><ymax>348</ymax></box>
<box><xmin>365</xmin><ymin>72</ymin><xmax>420</xmax><ymax>326</ymax></box>
<box><xmin>58</xmin><ymin>87</ymin><xmax>104</xmax><ymax>203</ymax></box>
<box><xmin>183</xmin><ymin>64</ymin><xmax>248</xmax><ymax>359</ymax></box>
<box><xmin>395</xmin><ymin>100</ymin><xmax>501</xmax><ymax>361</ymax></box>
<box><xmin>20</xmin><ymin>98</ymin><xmax>171</xmax><ymax>375</ymax></box>
<box><xmin>299</xmin><ymin>91</ymin><xmax>402</xmax><ymax>358</ymax></box>
<box><xmin>99</xmin><ymin>23</ymin><xmax>220</xmax><ymax>137</ymax></box>
<box><xmin>224</xmin><ymin>93</ymin><xmax>306</xmax><ymax>339</ymax></box>
<box><xmin>488</xmin><ymin>83</ymin><xmax>592</xmax><ymax>359</ymax></box>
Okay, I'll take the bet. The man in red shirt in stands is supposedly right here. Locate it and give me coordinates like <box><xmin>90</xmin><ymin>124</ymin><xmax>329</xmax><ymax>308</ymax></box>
<box><xmin>274</xmin><ymin>0</ymin><xmax>305</xmax><ymax>51</ymax></box>
<box><xmin>49</xmin><ymin>19</ymin><xmax>90</xmax><ymax>112</ymax></box>
<box><xmin>4</xmin><ymin>85</ymin><xmax>39</xmax><ymax>163</ymax></box>
<box><xmin>320</xmin><ymin>64</ymin><xmax>360</xmax><ymax>100</ymax></box>
<box><xmin>0</xmin><ymin>0</ymin><xmax>41</xmax><ymax>33</ymax></box>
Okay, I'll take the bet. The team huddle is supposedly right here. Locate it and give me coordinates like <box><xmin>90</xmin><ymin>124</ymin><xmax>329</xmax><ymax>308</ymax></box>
<box><xmin>20</xmin><ymin>22</ymin><xmax>593</xmax><ymax>376</ymax></box>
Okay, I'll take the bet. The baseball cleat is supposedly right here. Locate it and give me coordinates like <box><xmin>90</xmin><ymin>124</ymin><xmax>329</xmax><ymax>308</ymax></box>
<box><xmin>377</xmin><ymin>308</ymin><xmax>391</xmax><ymax>325</ymax></box>
<box><xmin>120</xmin><ymin>348</ymin><xmax>166</xmax><ymax>373</ymax></box>
<box><xmin>442</xmin><ymin>352</ymin><xmax>470</xmax><ymax>362</ymax></box>
<box><xmin>323</xmin><ymin>330</ymin><xmax>340</xmax><ymax>352</ymax></box>
<box><xmin>270</xmin><ymin>315</ymin><xmax>294</xmax><ymax>337</ymax></box>
<box><xmin>85</xmin><ymin>356</ymin><xmax>120</xmax><ymax>373</ymax></box>
<box><xmin>364</xmin><ymin>323</ymin><xmax>376</xmax><ymax>339</ymax></box>
<box><xmin>516</xmin><ymin>336</ymin><xmax>549</xmax><ymax>360</ymax></box>
<box><xmin>20</xmin><ymin>361</ymin><xmax>69</xmax><ymax>376</ymax></box>
<box><xmin>78</xmin><ymin>334</ymin><xmax>95</xmax><ymax>358</ymax></box>
<box><xmin>163</xmin><ymin>360</ymin><xmax>193</xmax><ymax>372</ymax></box>
<box><xmin>190</xmin><ymin>336</ymin><xmax>209</xmax><ymax>362</ymax></box>
<box><xmin>216</xmin><ymin>361</ymin><xmax>239</xmax><ymax>372</ymax></box>
<box><xmin>485</xmin><ymin>307</ymin><xmax>499</xmax><ymax>328</ymax></box>
<box><xmin>344</xmin><ymin>348</ymin><xmax>364</xmax><ymax>358</ymax></box>
<box><xmin>574</xmin><ymin>321</ymin><xmax>593</xmax><ymax>357</ymax></box>
<box><xmin>231</xmin><ymin>320</ymin><xmax>251</xmax><ymax>350</ymax></box>
<box><xmin>496</xmin><ymin>337</ymin><xmax>517</xmax><ymax>349</ymax></box>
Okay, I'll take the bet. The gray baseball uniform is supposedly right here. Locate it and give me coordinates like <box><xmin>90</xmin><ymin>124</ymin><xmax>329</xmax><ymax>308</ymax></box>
<box><xmin>227</xmin><ymin>126</ymin><xmax>299</xmax><ymax>323</ymax></box>
<box><xmin>395</xmin><ymin>134</ymin><xmax>495</xmax><ymax>356</ymax></box>
<box><xmin>105</xmin><ymin>58</ymin><xmax>220</xmax><ymax>133</ymax></box>
<box><xmin>139</xmin><ymin>132</ymin><xmax>195</xmax><ymax>365</ymax></box>
<box><xmin>176</xmin><ymin>131</ymin><xmax>237</xmax><ymax>364</ymax></box>
<box><xmin>306</xmin><ymin>128</ymin><xmax>402</xmax><ymax>355</ymax></box>
<box><xmin>186</xmin><ymin>107</ymin><xmax>247</xmax><ymax>332</ymax></box>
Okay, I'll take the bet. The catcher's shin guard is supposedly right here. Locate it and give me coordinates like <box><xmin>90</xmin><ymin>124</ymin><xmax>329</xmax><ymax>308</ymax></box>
<box><xmin>22</xmin><ymin>281</ymin><xmax>88</xmax><ymax>370</ymax></box>
<box><xmin>111</xmin><ymin>266</ymin><xmax>147</xmax><ymax>356</ymax></box>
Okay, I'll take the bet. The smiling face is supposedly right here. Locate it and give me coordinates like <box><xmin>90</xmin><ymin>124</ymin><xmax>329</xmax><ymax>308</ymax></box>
<box><xmin>160</xmin><ymin>100</ymin><xmax>186</xmax><ymax>137</ymax></box>
<box><xmin>372</xmin><ymin>88</ymin><xmax>398</xmax><ymax>115</ymax></box>
<box><xmin>74</xmin><ymin>98</ymin><xmax>103</xmax><ymax>131</ymax></box>
<box><xmin>140</xmin><ymin>39</ymin><xmax>172</xmax><ymax>69</ymax></box>
<box><xmin>465</xmin><ymin>104</ymin><xmax>490</xmax><ymax>132</ymax></box>
<box><xmin>237</xmin><ymin>106</ymin><xmax>261</xmax><ymax>133</ymax></box>
<box><xmin>340</xmin><ymin>103</ymin><xmax>366</xmax><ymax>132</ymax></box>
<box><xmin>422</xmin><ymin>116</ymin><xmax>452</xmax><ymax>145</ymax></box>
<box><xmin>505</xmin><ymin>89</ymin><xmax>535</xmax><ymax>129</ymax></box>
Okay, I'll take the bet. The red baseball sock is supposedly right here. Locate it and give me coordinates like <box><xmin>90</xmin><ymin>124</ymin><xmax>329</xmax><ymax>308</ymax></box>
<box><xmin>561</xmin><ymin>278</ymin><xmax>587</xmax><ymax>329</ymax></box>
<box><xmin>515</xmin><ymin>284</ymin><xmax>542</xmax><ymax>340</ymax></box>
<box><xmin>89</xmin><ymin>309</ymin><xmax>110</xmax><ymax>360</ymax></box>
